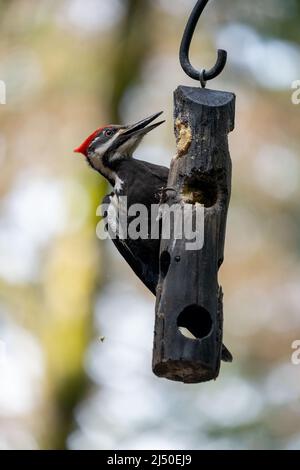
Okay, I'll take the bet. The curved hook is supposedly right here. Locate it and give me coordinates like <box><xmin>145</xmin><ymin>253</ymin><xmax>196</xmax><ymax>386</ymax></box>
<box><xmin>179</xmin><ymin>0</ymin><xmax>227</xmax><ymax>86</ymax></box>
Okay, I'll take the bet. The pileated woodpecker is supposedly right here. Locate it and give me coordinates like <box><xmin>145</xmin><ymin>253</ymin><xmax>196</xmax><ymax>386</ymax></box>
<box><xmin>74</xmin><ymin>112</ymin><xmax>232</xmax><ymax>362</ymax></box>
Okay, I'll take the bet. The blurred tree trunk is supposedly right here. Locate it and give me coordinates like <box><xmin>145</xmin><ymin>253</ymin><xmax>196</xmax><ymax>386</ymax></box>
<box><xmin>0</xmin><ymin>0</ymin><xmax>153</xmax><ymax>450</ymax></box>
<box><xmin>50</xmin><ymin>0</ymin><xmax>154</xmax><ymax>449</ymax></box>
<box><xmin>106</xmin><ymin>0</ymin><xmax>153</xmax><ymax>122</ymax></box>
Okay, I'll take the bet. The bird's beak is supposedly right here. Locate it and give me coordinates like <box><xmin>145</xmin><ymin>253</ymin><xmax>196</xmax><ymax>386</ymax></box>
<box><xmin>122</xmin><ymin>111</ymin><xmax>165</xmax><ymax>139</ymax></box>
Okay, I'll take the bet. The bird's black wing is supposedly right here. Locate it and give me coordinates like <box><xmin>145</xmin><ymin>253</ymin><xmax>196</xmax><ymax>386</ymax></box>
<box><xmin>102</xmin><ymin>194</ymin><xmax>158</xmax><ymax>295</ymax></box>
<box><xmin>101</xmin><ymin>160</ymin><xmax>169</xmax><ymax>295</ymax></box>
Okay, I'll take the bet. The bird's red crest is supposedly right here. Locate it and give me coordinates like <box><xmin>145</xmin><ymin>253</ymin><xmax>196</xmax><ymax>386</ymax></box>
<box><xmin>74</xmin><ymin>127</ymin><xmax>104</xmax><ymax>156</ymax></box>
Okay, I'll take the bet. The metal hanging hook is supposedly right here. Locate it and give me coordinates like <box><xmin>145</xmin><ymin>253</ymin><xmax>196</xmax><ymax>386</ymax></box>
<box><xmin>179</xmin><ymin>0</ymin><xmax>227</xmax><ymax>87</ymax></box>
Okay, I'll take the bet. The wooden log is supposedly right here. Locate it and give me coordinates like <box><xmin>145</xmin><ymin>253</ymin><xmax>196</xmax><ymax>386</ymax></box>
<box><xmin>152</xmin><ymin>85</ymin><xmax>235</xmax><ymax>383</ymax></box>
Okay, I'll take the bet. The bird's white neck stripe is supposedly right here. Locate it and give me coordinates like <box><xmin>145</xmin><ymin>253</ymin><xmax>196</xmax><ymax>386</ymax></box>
<box><xmin>114</xmin><ymin>176</ymin><xmax>124</xmax><ymax>192</ymax></box>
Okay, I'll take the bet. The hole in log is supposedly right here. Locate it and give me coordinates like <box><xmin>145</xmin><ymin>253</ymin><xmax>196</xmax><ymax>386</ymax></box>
<box><xmin>160</xmin><ymin>251</ymin><xmax>171</xmax><ymax>277</ymax></box>
<box><xmin>182</xmin><ymin>175</ymin><xmax>218</xmax><ymax>207</ymax></box>
<box><xmin>177</xmin><ymin>305</ymin><xmax>212</xmax><ymax>340</ymax></box>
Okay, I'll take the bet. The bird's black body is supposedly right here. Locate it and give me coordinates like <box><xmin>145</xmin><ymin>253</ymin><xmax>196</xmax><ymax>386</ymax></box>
<box><xmin>103</xmin><ymin>158</ymin><xmax>169</xmax><ymax>295</ymax></box>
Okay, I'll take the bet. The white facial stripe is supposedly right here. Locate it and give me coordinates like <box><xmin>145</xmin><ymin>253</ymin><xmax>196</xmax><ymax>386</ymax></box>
<box><xmin>92</xmin><ymin>136</ymin><xmax>102</xmax><ymax>145</ymax></box>
<box><xmin>90</xmin><ymin>132</ymin><xmax>122</xmax><ymax>181</ymax></box>
<box><xmin>89</xmin><ymin>130</ymin><xmax>142</xmax><ymax>183</ymax></box>
<box><xmin>91</xmin><ymin>157</ymin><xmax>116</xmax><ymax>182</ymax></box>
<box><xmin>94</xmin><ymin>132</ymin><xmax>120</xmax><ymax>158</ymax></box>
<box><xmin>116</xmin><ymin>135</ymin><xmax>142</xmax><ymax>157</ymax></box>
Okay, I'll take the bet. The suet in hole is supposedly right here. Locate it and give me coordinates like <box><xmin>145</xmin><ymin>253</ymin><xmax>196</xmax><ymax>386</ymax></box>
<box><xmin>160</xmin><ymin>251</ymin><xmax>171</xmax><ymax>277</ymax></box>
<box><xmin>177</xmin><ymin>305</ymin><xmax>212</xmax><ymax>340</ymax></box>
<box><xmin>182</xmin><ymin>175</ymin><xmax>218</xmax><ymax>207</ymax></box>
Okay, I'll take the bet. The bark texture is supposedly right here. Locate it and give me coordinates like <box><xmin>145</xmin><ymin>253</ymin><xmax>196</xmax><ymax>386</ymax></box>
<box><xmin>153</xmin><ymin>86</ymin><xmax>235</xmax><ymax>383</ymax></box>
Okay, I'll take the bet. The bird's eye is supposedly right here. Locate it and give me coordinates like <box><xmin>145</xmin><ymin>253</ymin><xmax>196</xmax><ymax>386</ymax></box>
<box><xmin>105</xmin><ymin>129</ymin><xmax>113</xmax><ymax>137</ymax></box>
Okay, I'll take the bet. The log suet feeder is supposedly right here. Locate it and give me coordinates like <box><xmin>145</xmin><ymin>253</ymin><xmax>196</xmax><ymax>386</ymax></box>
<box><xmin>152</xmin><ymin>0</ymin><xmax>235</xmax><ymax>383</ymax></box>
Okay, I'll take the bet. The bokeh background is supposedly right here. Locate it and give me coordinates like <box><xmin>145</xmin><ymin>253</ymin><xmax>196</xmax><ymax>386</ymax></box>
<box><xmin>0</xmin><ymin>0</ymin><xmax>300</xmax><ymax>450</ymax></box>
